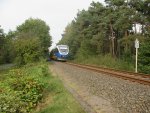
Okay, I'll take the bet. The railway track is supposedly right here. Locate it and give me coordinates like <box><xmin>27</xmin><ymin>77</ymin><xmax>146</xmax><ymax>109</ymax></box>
<box><xmin>65</xmin><ymin>62</ymin><xmax>150</xmax><ymax>86</ymax></box>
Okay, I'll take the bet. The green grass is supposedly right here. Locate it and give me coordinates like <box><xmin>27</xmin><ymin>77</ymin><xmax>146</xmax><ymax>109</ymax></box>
<box><xmin>74</xmin><ymin>54</ymin><xmax>134</xmax><ymax>72</ymax></box>
<box><xmin>35</xmin><ymin>73</ymin><xmax>85</xmax><ymax>113</ymax></box>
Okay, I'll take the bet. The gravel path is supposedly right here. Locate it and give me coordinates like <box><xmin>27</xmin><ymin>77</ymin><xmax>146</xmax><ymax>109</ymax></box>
<box><xmin>49</xmin><ymin>62</ymin><xmax>150</xmax><ymax>113</ymax></box>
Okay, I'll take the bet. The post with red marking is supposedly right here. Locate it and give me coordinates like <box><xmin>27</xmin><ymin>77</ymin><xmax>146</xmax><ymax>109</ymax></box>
<box><xmin>135</xmin><ymin>39</ymin><xmax>139</xmax><ymax>73</ymax></box>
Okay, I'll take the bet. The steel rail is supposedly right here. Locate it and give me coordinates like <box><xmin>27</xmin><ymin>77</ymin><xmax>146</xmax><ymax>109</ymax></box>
<box><xmin>65</xmin><ymin>62</ymin><xmax>150</xmax><ymax>86</ymax></box>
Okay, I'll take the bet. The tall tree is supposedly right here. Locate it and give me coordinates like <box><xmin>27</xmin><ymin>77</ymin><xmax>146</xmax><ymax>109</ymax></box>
<box><xmin>0</xmin><ymin>26</ymin><xmax>5</xmax><ymax>46</ymax></box>
<box><xmin>59</xmin><ymin>0</ymin><xmax>150</xmax><ymax>74</ymax></box>
<box><xmin>0</xmin><ymin>26</ymin><xmax>6</xmax><ymax>64</ymax></box>
<box><xmin>17</xmin><ymin>18</ymin><xmax>52</xmax><ymax>55</ymax></box>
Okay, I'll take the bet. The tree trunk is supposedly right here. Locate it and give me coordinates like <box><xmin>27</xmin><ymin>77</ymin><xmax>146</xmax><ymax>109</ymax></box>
<box><xmin>109</xmin><ymin>23</ymin><xmax>115</xmax><ymax>57</ymax></box>
<box><xmin>134</xmin><ymin>23</ymin><xmax>137</xmax><ymax>34</ymax></box>
<box><xmin>125</xmin><ymin>30</ymin><xmax>128</xmax><ymax>37</ymax></box>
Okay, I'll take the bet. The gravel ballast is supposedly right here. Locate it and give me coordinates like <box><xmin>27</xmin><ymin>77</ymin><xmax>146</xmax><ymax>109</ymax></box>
<box><xmin>50</xmin><ymin>62</ymin><xmax>150</xmax><ymax>113</ymax></box>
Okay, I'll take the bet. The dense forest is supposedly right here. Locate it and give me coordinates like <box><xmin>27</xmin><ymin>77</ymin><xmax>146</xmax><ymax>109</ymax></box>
<box><xmin>0</xmin><ymin>18</ymin><xmax>52</xmax><ymax>66</ymax></box>
<box><xmin>59</xmin><ymin>0</ymin><xmax>150</xmax><ymax>74</ymax></box>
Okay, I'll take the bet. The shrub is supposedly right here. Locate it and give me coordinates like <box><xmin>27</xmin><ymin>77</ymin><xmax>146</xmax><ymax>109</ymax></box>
<box><xmin>0</xmin><ymin>62</ymin><xmax>49</xmax><ymax>113</ymax></box>
<box><xmin>139</xmin><ymin>39</ymin><xmax>150</xmax><ymax>74</ymax></box>
<box><xmin>14</xmin><ymin>38</ymin><xmax>42</xmax><ymax>66</ymax></box>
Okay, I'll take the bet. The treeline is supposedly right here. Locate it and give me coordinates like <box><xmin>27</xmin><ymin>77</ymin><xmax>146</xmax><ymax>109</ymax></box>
<box><xmin>0</xmin><ymin>18</ymin><xmax>52</xmax><ymax>66</ymax></box>
<box><xmin>59</xmin><ymin>0</ymin><xmax>150</xmax><ymax>74</ymax></box>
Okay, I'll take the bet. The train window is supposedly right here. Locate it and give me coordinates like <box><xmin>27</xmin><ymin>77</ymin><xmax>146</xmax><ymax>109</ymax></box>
<box><xmin>60</xmin><ymin>49</ymin><xmax>68</xmax><ymax>53</ymax></box>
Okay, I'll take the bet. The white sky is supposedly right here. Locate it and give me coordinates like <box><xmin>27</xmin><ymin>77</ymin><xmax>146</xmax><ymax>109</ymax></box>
<box><xmin>0</xmin><ymin>0</ymin><xmax>104</xmax><ymax>47</ymax></box>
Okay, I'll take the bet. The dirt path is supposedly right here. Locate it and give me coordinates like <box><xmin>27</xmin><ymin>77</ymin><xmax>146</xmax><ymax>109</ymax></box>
<box><xmin>49</xmin><ymin>62</ymin><xmax>119</xmax><ymax>113</ymax></box>
<box><xmin>0</xmin><ymin>64</ymin><xmax>14</xmax><ymax>70</ymax></box>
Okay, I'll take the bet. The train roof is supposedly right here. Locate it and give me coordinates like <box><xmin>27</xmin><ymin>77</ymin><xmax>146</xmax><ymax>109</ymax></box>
<box><xmin>56</xmin><ymin>45</ymin><xmax>69</xmax><ymax>49</ymax></box>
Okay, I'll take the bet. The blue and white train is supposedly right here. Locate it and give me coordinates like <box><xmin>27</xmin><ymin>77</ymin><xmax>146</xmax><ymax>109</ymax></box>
<box><xmin>49</xmin><ymin>45</ymin><xmax>69</xmax><ymax>61</ymax></box>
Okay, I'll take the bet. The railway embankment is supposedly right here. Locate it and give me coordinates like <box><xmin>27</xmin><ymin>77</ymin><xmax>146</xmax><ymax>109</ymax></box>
<box><xmin>51</xmin><ymin>62</ymin><xmax>150</xmax><ymax>113</ymax></box>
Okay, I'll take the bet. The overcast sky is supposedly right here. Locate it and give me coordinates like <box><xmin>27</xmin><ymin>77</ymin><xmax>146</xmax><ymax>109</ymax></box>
<box><xmin>0</xmin><ymin>0</ymin><xmax>104</xmax><ymax>47</ymax></box>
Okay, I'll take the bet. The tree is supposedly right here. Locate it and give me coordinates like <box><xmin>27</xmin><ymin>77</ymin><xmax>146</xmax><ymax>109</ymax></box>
<box><xmin>139</xmin><ymin>39</ymin><xmax>150</xmax><ymax>74</ymax></box>
<box><xmin>0</xmin><ymin>26</ymin><xmax>6</xmax><ymax>64</ymax></box>
<box><xmin>14</xmin><ymin>37</ymin><xmax>42</xmax><ymax>66</ymax></box>
<box><xmin>0</xmin><ymin>26</ymin><xmax>4</xmax><ymax>41</ymax></box>
<box><xmin>16</xmin><ymin>18</ymin><xmax>52</xmax><ymax>56</ymax></box>
<box><xmin>12</xmin><ymin>18</ymin><xmax>52</xmax><ymax>65</ymax></box>
<box><xmin>1</xmin><ymin>18</ymin><xmax>52</xmax><ymax>65</ymax></box>
<box><xmin>58</xmin><ymin>1</ymin><xmax>150</xmax><ymax>73</ymax></box>
<box><xmin>0</xmin><ymin>26</ymin><xmax>5</xmax><ymax>48</ymax></box>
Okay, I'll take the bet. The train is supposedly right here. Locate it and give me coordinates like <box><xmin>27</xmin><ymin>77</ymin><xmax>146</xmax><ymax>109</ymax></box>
<box><xmin>49</xmin><ymin>45</ymin><xmax>69</xmax><ymax>61</ymax></box>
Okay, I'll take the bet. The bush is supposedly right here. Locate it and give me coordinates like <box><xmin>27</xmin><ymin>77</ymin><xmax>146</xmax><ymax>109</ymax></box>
<box><xmin>0</xmin><ymin>62</ymin><xmax>49</xmax><ymax>113</ymax></box>
<box><xmin>14</xmin><ymin>38</ymin><xmax>42</xmax><ymax>66</ymax></box>
<box><xmin>139</xmin><ymin>39</ymin><xmax>150</xmax><ymax>74</ymax></box>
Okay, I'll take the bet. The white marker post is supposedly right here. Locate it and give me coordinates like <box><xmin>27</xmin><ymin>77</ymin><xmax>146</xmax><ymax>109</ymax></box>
<box><xmin>135</xmin><ymin>39</ymin><xmax>139</xmax><ymax>73</ymax></box>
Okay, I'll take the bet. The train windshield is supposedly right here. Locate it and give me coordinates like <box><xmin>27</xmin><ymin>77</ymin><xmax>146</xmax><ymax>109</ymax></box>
<box><xmin>60</xmin><ymin>49</ymin><xmax>68</xmax><ymax>53</ymax></box>
<box><xmin>57</xmin><ymin>45</ymin><xmax>69</xmax><ymax>55</ymax></box>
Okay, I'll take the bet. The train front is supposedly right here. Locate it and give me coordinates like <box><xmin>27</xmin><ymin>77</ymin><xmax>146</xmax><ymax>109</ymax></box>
<box><xmin>57</xmin><ymin>45</ymin><xmax>69</xmax><ymax>61</ymax></box>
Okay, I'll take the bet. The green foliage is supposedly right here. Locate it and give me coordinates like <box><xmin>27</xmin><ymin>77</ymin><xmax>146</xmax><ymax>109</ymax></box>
<box><xmin>1</xmin><ymin>18</ymin><xmax>52</xmax><ymax>66</ymax></box>
<box><xmin>90</xmin><ymin>32</ymin><xmax>105</xmax><ymax>54</ymax></box>
<box><xmin>139</xmin><ymin>39</ymin><xmax>150</xmax><ymax>74</ymax></box>
<box><xmin>0</xmin><ymin>62</ymin><xmax>50</xmax><ymax>112</ymax></box>
<box><xmin>0</xmin><ymin>30</ymin><xmax>17</xmax><ymax>64</ymax></box>
<box><xmin>3</xmin><ymin>38</ymin><xmax>15</xmax><ymax>63</ymax></box>
<box><xmin>0</xmin><ymin>26</ymin><xmax>6</xmax><ymax>64</ymax></box>
<box><xmin>59</xmin><ymin>1</ymin><xmax>149</xmax><ymax>73</ymax></box>
<box><xmin>75</xmin><ymin>39</ymin><xmax>96</xmax><ymax>60</ymax></box>
<box><xmin>14</xmin><ymin>38</ymin><xmax>42</xmax><ymax>66</ymax></box>
<box><xmin>75</xmin><ymin>54</ymin><xmax>134</xmax><ymax>71</ymax></box>
<box><xmin>17</xmin><ymin>18</ymin><xmax>52</xmax><ymax>54</ymax></box>
<box><xmin>0</xmin><ymin>90</ymin><xmax>24</xmax><ymax>113</ymax></box>
<box><xmin>119</xmin><ymin>35</ymin><xmax>145</xmax><ymax>62</ymax></box>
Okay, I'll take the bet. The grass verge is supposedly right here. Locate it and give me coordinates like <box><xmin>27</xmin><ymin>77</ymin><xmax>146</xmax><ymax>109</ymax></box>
<box><xmin>74</xmin><ymin>54</ymin><xmax>134</xmax><ymax>71</ymax></box>
<box><xmin>35</xmin><ymin>66</ymin><xmax>85</xmax><ymax>113</ymax></box>
<box><xmin>0</xmin><ymin>62</ymin><xmax>85</xmax><ymax>113</ymax></box>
